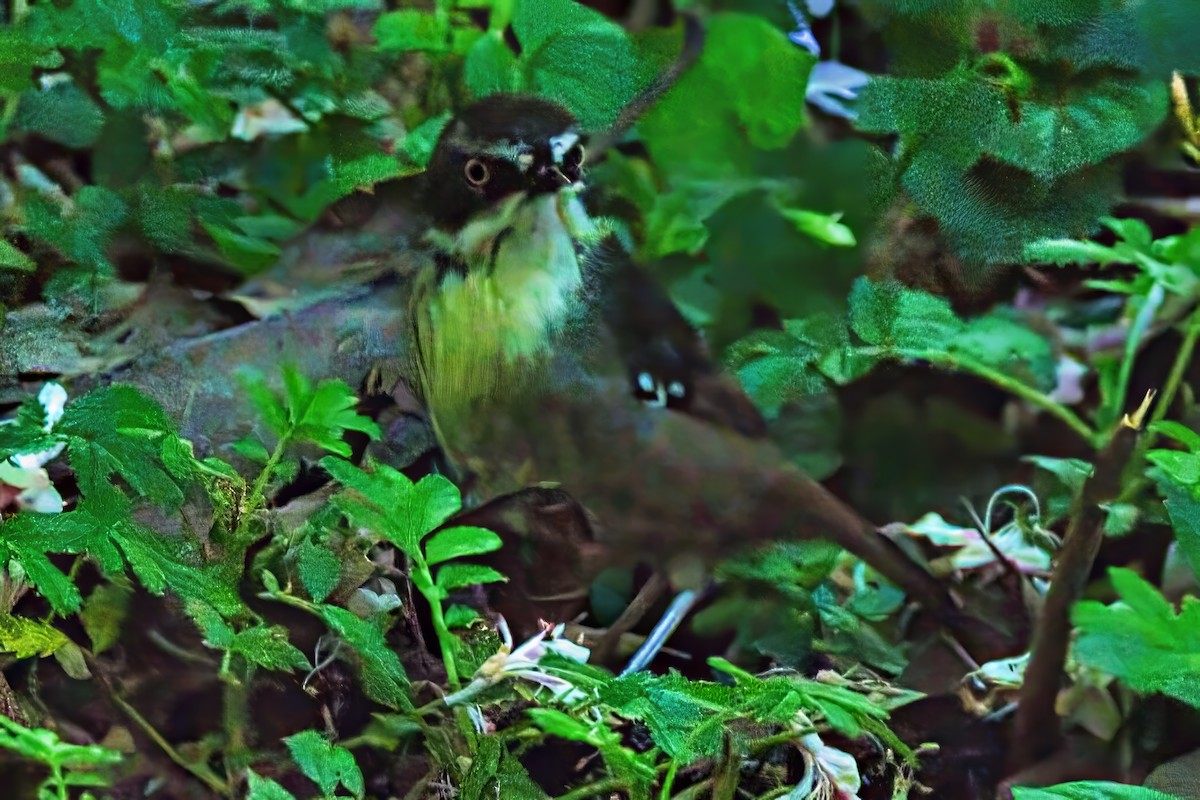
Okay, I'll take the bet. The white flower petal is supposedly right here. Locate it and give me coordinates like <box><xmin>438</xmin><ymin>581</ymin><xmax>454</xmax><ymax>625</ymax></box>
<box><xmin>37</xmin><ymin>383</ymin><xmax>68</xmax><ymax>429</ymax></box>
<box><xmin>19</xmin><ymin>484</ymin><xmax>64</xmax><ymax>514</ymax></box>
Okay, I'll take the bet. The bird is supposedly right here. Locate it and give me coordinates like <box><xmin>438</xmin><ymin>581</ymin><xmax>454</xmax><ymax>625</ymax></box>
<box><xmin>405</xmin><ymin>92</ymin><xmax>975</xmax><ymax>668</ymax></box>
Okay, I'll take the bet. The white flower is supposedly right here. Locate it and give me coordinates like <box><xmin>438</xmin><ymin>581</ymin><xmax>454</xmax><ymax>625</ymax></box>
<box><xmin>445</xmin><ymin>617</ymin><xmax>590</xmax><ymax>708</ymax></box>
<box><xmin>0</xmin><ymin>382</ymin><xmax>67</xmax><ymax>513</ymax></box>
<box><xmin>788</xmin><ymin>712</ymin><xmax>863</xmax><ymax>800</ymax></box>
<box><xmin>231</xmin><ymin>98</ymin><xmax>309</xmax><ymax>141</ymax></box>
<box><xmin>904</xmin><ymin>512</ymin><xmax>1053</xmax><ymax>574</ymax></box>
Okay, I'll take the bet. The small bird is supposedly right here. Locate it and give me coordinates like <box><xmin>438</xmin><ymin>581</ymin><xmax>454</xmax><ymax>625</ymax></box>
<box><xmin>408</xmin><ymin>93</ymin><xmax>970</xmax><ymax>665</ymax></box>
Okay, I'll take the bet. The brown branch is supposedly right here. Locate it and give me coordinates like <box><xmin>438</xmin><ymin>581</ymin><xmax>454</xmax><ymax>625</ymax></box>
<box><xmin>1008</xmin><ymin>394</ymin><xmax>1151</xmax><ymax>771</ymax></box>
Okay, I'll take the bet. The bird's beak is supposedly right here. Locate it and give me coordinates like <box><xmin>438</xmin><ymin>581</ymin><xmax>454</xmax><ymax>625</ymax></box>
<box><xmin>532</xmin><ymin>162</ymin><xmax>575</xmax><ymax>194</ymax></box>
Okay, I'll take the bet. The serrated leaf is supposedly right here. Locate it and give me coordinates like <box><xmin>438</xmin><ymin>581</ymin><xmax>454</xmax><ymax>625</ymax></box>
<box><xmin>423</xmin><ymin>526</ymin><xmax>503</xmax><ymax>566</ymax></box>
<box><xmin>0</xmin><ymin>613</ymin><xmax>69</xmax><ymax>658</ymax></box>
<box><xmin>986</xmin><ymin>79</ymin><xmax>1167</xmax><ymax>182</ymax></box>
<box><xmin>297</xmin><ymin>539</ymin><xmax>341</xmax><ymax>603</ymax></box>
<box><xmin>284</xmin><ymin>730</ymin><xmax>364</xmax><ymax>798</ymax></box>
<box><xmin>322</xmin><ymin>458</ymin><xmax>461</xmax><ymax>556</ymax></box>
<box><xmin>229</xmin><ymin>625</ymin><xmax>310</xmax><ymax>673</ymax></box>
<box><xmin>58</xmin><ymin>385</ymin><xmax>189</xmax><ymax>509</ymax></box>
<box><xmin>15</xmin><ymin>82</ymin><xmax>105</xmax><ymax>149</ymax></box>
<box><xmin>1156</xmin><ymin>480</ymin><xmax>1200</xmax><ymax>582</ymax></box>
<box><xmin>291</xmin><ymin>378</ymin><xmax>381</xmax><ymax>456</ymax></box>
<box><xmin>319</xmin><ymin>605</ymin><xmax>411</xmax><ymax>710</ymax></box>
<box><xmin>112</xmin><ymin>523</ymin><xmax>243</xmax><ymax>617</ymax></box>
<box><xmin>237</xmin><ymin>369</ymin><xmax>288</xmax><ymax>436</ymax></box>
<box><xmin>245</xmin><ymin>771</ymin><xmax>297</xmax><ymax>800</ymax></box>
<box><xmin>1072</xmin><ymin>568</ymin><xmax>1200</xmax><ymax>710</ymax></box>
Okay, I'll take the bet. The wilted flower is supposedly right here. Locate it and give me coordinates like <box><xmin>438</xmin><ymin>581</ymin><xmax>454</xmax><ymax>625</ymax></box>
<box><xmin>0</xmin><ymin>383</ymin><xmax>67</xmax><ymax>513</ymax></box>
<box><xmin>445</xmin><ymin>617</ymin><xmax>590</xmax><ymax>708</ymax></box>
<box><xmin>788</xmin><ymin>711</ymin><xmax>863</xmax><ymax>800</ymax></box>
<box><xmin>903</xmin><ymin>511</ymin><xmax>1054</xmax><ymax>575</ymax></box>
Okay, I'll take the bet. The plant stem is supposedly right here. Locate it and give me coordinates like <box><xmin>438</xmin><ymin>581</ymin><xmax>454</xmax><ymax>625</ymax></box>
<box><xmin>554</xmin><ymin>777</ymin><xmax>626</xmax><ymax>800</ymax></box>
<box><xmin>906</xmin><ymin>350</ymin><xmax>1097</xmax><ymax>446</ymax></box>
<box><xmin>109</xmin><ymin>691</ymin><xmax>230</xmax><ymax>795</ymax></box>
<box><xmin>1148</xmin><ymin>308</ymin><xmax>1200</xmax><ymax>430</ymax></box>
<box><xmin>412</xmin><ymin>563</ymin><xmax>460</xmax><ymax>690</ymax></box>
<box><xmin>1117</xmin><ymin>307</ymin><xmax>1200</xmax><ymax>503</ymax></box>
<box><xmin>244</xmin><ymin>434</ymin><xmax>291</xmax><ymax>525</ymax></box>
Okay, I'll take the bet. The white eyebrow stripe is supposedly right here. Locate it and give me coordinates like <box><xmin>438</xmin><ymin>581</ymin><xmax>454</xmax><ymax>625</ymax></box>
<box><xmin>549</xmin><ymin>132</ymin><xmax>579</xmax><ymax>163</ymax></box>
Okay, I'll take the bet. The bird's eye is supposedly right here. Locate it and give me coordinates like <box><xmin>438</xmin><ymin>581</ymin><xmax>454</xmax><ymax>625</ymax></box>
<box><xmin>563</xmin><ymin>143</ymin><xmax>585</xmax><ymax>168</ymax></box>
<box><xmin>464</xmin><ymin>158</ymin><xmax>490</xmax><ymax>186</ymax></box>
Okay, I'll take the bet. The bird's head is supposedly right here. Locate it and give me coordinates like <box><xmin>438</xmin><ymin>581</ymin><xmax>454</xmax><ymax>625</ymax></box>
<box><xmin>423</xmin><ymin>94</ymin><xmax>588</xmax><ymax>240</ymax></box>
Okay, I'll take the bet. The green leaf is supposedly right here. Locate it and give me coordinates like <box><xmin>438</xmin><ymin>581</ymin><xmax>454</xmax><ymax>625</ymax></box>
<box><xmin>201</xmin><ymin>222</ymin><xmax>282</xmax><ymax>275</ymax></box>
<box><xmin>435</xmin><ymin>563</ymin><xmax>508</xmax><ymax>592</ymax></box>
<box><xmin>245</xmin><ymin>771</ymin><xmax>297</xmax><ymax>800</ymax></box>
<box><xmin>1072</xmin><ymin>568</ymin><xmax>1200</xmax><ymax>710</ymax></box>
<box><xmin>423</xmin><ymin>526</ymin><xmax>503</xmax><ymax>566</ymax></box>
<box><xmin>1024</xmin><ymin>238</ymin><xmax>1125</xmax><ymax>267</ymax></box>
<box><xmin>229</xmin><ymin>625</ymin><xmax>310</xmax><ymax>673</ymax></box>
<box><xmin>0</xmin><ymin>238</ymin><xmax>35</xmax><ymax>273</ymax></box>
<box><xmin>444</xmin><ymin>604</ymin><xmax>480</xmax><ymax>629</ymax></box>
<box><xmin>1149</xmin><ymin>451</ymin><xmax>1200</xmax><ymax>488</ymax></box>
<box><xmin>849</xmin><ymin>278</ymin><xmax>963</xmax><ymax>350</ymax></box>
<box><xmin>0</xmin><ymin>714</ymin><xmax>123</xmax><ymax>771</ymax></box>
<box><xmin>80</xmin><ymin>580</ymin><xmax>132</xmax><ymax>655</ymax></box>
<box><xmin>58</xmin><ymin>385</ymin><xmax>191</xmax><ymax>509</ymax></box>
<box><xmin>290</xmin><ymin>377</ymin><xmax>381</xmax><ymax>457</ymax></box>
<box><xmin>1026</xmin><ymin>455</ymin><xmax>1094</xmax><ymax>495</ymax></box>
<box><xmin>640</xmin><ymin>13</ymin><xmax>813</xmax><ymax>178</ymax></box>
<box><xmin>24</xmin><ymin>185</ymin><xmax>128</xmax><ymax>280</ymax></box>
<box><xmin>297</xmin><ymin>539</ymin><xmax>341</xmax><ymax>604</ymax></box>
<box><xmin>372</xmin><ymin>9</ymin><xmax>448</xmax><ymax>53</ymax></box>
<box><xmin>464</xmin><ymin>30</ymin><xmax>521</xmax><ymax>97</ymax></box>
<box><xmin>778</xmin><ymin>208</ymin><xmax>857</xmax><ymax>247</ymax></box>
<box><xmin>319</xmin><ymin>605</ymin><xmax>411</xmax><ymax>710</ymax></box>
<box><xmin>14</xmin><ymin>82</ymin><xmax>105</xmax><ymax>149</ymax></box>
<box><xmin>512</xmin><ymin>0</ymin><xmax>658</xmax><ymax>132</ymax></box>
<box><xmin>1157</xmin><ymin>481</ymin><xmax>1200</xmax><ymax>582</ymax></box>
<box><xmin>112</xmin><ymin>522</ymin><xmax>244</xmax><ymax>617</ymax></box>
<box><xmin>322</xmin><ymin>458</ymin><xmax>461</xmax><ymax>556</ymax></box>
<box><xmin>1151</xmin><ymin>421</ymin><xmax>1200</xmax><ymax>453</ymax></box>
<box><xmin>238</xmin><ymin>369</ymin><xmax>288</xmax><ymax>436</ymax></box>
<box><xmin>847</xmin><ymin>278</ymin><xmax>1056</xmax><ymax>388</ymax></box>
<box><xmin>0</xmin><ymin>614</ymin><xmax>69</xmax><ymax>658</ymax></box>
<box><xmin>1012</xmin><ymin>782</ymin><xmax>1184</xmax><ymax>800</ymax></box>
<box><xmin>285</xmin><ymin>730</ymin><xmax>364</xmax><ymax>799</ymax></box>
<box><xmin>527</xmin><ymin>708</ymin><xmax>594</xmax><ymax>742</ymax></box>
<box><xmin>986</xmin><ymin>78</ymin><xmax>1168</xmax><ymax>183</ymax></box>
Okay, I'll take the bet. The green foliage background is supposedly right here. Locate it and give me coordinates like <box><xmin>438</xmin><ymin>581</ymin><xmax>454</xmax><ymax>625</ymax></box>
<box><xmin>2</xmin><ymin>0</ymin><xmax>1200</xmax><ymax>799</ymax></box>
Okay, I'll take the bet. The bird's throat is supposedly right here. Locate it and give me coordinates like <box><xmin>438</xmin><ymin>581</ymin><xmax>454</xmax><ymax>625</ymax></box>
<box><xmin>418</xmin><ymin>192</ymin><xmax>597</xmax><ymax>427</ymax></box>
